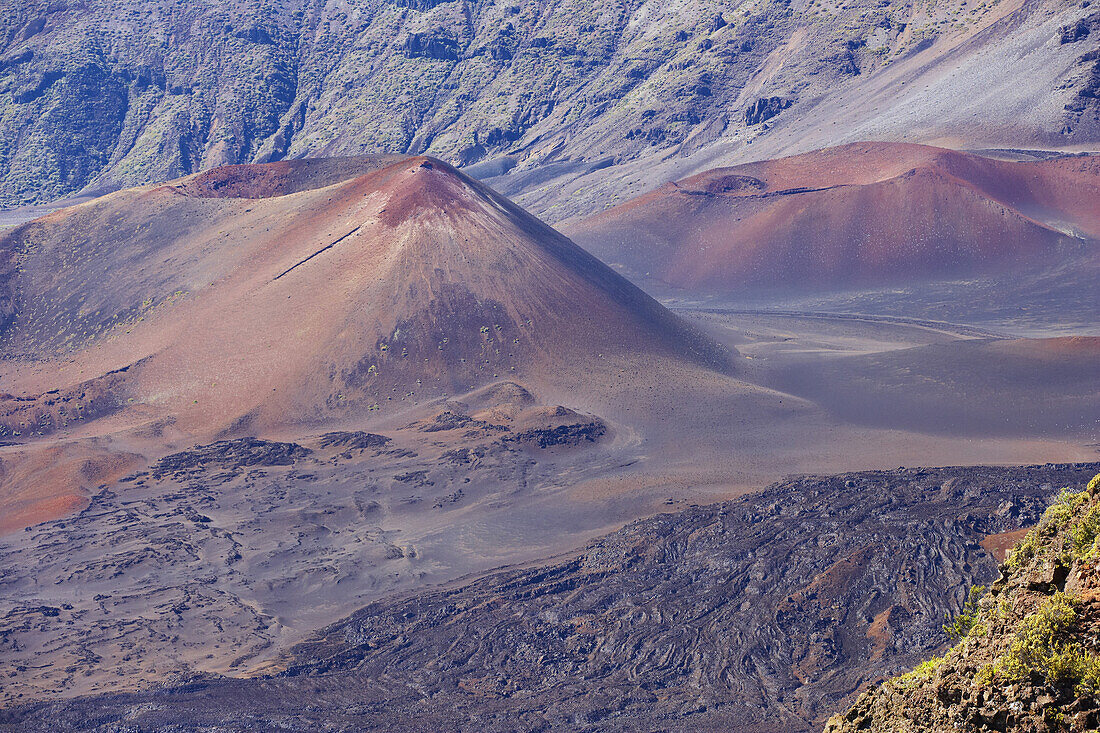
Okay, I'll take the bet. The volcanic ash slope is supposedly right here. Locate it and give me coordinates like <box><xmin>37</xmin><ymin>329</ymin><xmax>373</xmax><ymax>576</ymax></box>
<box><xmin>0</xmin><ymin>155</ymin><xmax>732</xmax><ymax>440</ymax></box>
<box><xmin>568</xmin><ymin>142</ymin><xmax>1100</xmax><ymax>295</ymax></box>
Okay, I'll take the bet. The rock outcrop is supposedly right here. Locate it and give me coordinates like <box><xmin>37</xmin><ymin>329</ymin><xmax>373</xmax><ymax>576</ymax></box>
<box><xmin>827</xmin><ymin>472</ymin><xmax>1100</xmax><ymax>732</ymax></box>
<box><xmin>745</xmin><ymin>96</ymin><xmax>792</xmax><ymax>125</ymax></box>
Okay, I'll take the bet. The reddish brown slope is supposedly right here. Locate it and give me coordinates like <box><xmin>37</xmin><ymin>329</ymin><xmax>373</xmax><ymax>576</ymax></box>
<box><xmin>0</xmin><ymin>156</ymin><xmax>731</xmax><ymax>440</ymax></box>
<box><xmin>169</xmin><ymin>155</ymin><xmax>406</xmax><ymax>198</ymax></box>
<box><xmin>568</xmin><ymin>142</ymin><xmax>1100</xmax><ymax>293</ymax></box>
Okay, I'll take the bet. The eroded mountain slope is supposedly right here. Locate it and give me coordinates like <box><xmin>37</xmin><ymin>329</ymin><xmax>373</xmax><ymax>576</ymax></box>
<box><xmin>0</xmin><ymin>0</ymin><xmax>1097</xmax><ymax>212</ymax></box>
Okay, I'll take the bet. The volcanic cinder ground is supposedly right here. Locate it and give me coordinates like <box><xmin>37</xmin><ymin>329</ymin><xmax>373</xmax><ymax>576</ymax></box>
<box><xmin>0</xmin><ymin>148</ymin><xmax>1097</xmax><ymax>710</ymax></box>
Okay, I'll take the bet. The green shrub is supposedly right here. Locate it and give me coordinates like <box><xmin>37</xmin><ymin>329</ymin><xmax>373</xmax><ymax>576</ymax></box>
<box><xmin>1070</xmin><ymin>503</ymin><xmax>1100</xmax><ymax>559</ymax></box>
<box><xmin>1044</xmin><ymin>487</ymin><xmax>1091</xmax><ymax>531</ymax></box>
<box><xmin>944</xmin><ymin>584</ymin><xmax>987</xmax><ymax>641</ymax></box>
<box><xmin>1007</xmin><ymin>528</ymin><xmax>1043</xmax><ymax>570</ymax></box>
<box><xmin>1008</xmin><ymin>486</ymin><xmax>1092</xmax><ymax>570</ymax></box>
<box><xmin>977</xmin><ymin>593</ymin><xmax>1100</xmax><ymax>695</ymax></box>
<box><xmin>898</xmin><ymin>655</ymin><xmax>946</xmax><ymax>687</ymax></box>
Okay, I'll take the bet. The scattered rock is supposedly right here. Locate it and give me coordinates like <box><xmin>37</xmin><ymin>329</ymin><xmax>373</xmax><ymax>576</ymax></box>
<box><xmin>151</xmin><ymin>438</ymin><xmax>311</xmax><ymax>478</ymax></box>
<box><xmin>318</xmin><ymin>431</ymin><xmax>392</xmax><ymax>451</ymax></box>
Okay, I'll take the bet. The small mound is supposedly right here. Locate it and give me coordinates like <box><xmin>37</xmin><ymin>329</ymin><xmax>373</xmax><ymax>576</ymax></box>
<box><xmin>508</xmin><ymin>405</ymin><xmax>607</xmax><ymax>449</ymax></box>
<box><xmin>0</xmin><ymin>445</ymin><xmax>142</xmax><ymax>534</ymax></box>
<box><xmin>460</xmin><ymin>381</ymin><xmax>538</xmax><ymax>423</ymax></box>
<box><xmin>513</xmin><ymin>404</ymin><xmax>587</xmax><ymax>427</ymax></box>
<box><xmin>403</xmin><ymin>389</ymin><xmax>606</xmax><ymax>449</ymax></box>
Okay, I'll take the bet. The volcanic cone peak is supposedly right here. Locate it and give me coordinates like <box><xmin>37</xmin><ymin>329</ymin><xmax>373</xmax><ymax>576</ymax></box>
<box><xmin>0</xmin><ymin>155</ymin><xmax>734</xmax><ymax>437</ymax></box>
<box><xmin>569</xmin><ymin>142</ymin><xmax>1100</xmax><ymax>294</ymax></box>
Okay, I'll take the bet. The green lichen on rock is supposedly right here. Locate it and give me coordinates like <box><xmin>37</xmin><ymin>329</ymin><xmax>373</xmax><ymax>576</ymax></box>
<box><xmin>826</xmin><ymin>472</ymin><xmax>1100</xmax><ymax>733</ymax></box>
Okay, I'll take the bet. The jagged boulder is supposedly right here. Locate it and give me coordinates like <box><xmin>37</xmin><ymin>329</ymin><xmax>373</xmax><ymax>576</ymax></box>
<box><xmin>745</xmin><ymin>96</ymin><xmax>792</xmax><ymax>125</ymax></box>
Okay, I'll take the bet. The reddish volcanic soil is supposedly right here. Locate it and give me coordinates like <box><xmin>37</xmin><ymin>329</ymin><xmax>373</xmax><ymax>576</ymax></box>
<box><xmin>0</xmin><ymin>157</ymin><xmax>1096</xmax><ymax>704</ymax></box>
<box><xmin>0</xmin><ymin>443</ymin><xmax>141</xmax><ymax>534</ymax></box>
<box><xmin>987</xmin><ymin>335</ymin><xmax>1100</xmax><ymax>359</ymax></box>
<box><xmin>0</xmin><ymin>153</ymin><xmax>1094</xmax><ymax>546</ymax></box>
<box><xmin>567</xmin><ymin>142</ymin><xmax>1100</xmax><ymax>293</ymax></box>
<box><xmin>0</xmin><ymin>156</ymin><xmax>729</xmax><ymax>443</ymax></box>
<box><xmin>0</xmin><ymin>154</ymin><xmax>1095</xmax><ymax>542</ymax></box>
<box><xmin>169</xmin><ymin>156</ymin><xmax>405</xmax><ymax>199</ymax></box>
<box><xmin>0</xmin><ymin>155</ymin><xmax>740</xmax><ymax>532</ymax></box>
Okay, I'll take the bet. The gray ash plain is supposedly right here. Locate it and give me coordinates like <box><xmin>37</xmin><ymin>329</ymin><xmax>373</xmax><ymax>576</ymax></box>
<box><xmin>0</xmin><ymin>398</ymin><xmax>625</xmax><ymax>706</ymax></box>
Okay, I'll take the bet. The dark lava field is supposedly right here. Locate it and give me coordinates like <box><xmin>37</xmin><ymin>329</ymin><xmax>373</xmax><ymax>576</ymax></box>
<box><xmin>5</xmin><ymin>463</ymin><xmax>1099</xmax><ymax>732</ymax></box>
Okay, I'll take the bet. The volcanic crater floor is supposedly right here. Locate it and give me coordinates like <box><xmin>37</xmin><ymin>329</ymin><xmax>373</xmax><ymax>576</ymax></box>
<box><xmin>4</xmin><ymin>463</ymin><xmax>1100</xmax><ymax>732</ymax></box>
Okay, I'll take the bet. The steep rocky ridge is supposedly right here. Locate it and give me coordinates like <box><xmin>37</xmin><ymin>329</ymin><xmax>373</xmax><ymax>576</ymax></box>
<box><xmin>4</xmin><ymin>463</ymin><xmax>1098</xmax><ymax>731</ymax></box>
<box><xmin>828</xmin><ymin>471</ymin><xmax>1100</xmax><ymax>732</ymax></box>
